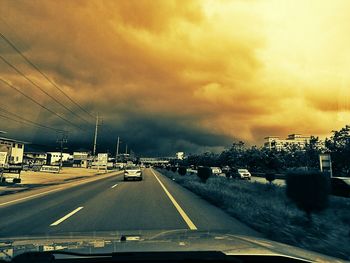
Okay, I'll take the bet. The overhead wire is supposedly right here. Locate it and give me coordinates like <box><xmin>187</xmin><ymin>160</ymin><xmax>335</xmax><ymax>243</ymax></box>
<box><xmin>0</xmin><ymin>53</ymin><xmax>91</xmax><ymax>126</ymax></box>
<box><xmin>0</xmin><ymin>106</ymin><xmax>66</xmax><ymax>133</ymax></box>
<box><xmin>0</xmin><ymin>77</ymin><xmax>85</xmax><ymax>131</ymax></box>
<box><xmin>0</xmin><ymin>32</ymin><xmax>96</xmax><ymax>120</ymax></box>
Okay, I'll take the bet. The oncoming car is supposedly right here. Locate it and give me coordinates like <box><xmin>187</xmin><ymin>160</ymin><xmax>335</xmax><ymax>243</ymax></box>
<box><xmin>124</xmin><ymin>165</ymin><xmax>143</xmax><ymax>181</ymax></box>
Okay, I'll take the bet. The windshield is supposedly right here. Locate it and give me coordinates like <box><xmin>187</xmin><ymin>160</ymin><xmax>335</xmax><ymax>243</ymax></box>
<box><xmin>0</xmin><ymin>1</ymin><xmax>349</xmax><ymax>262</ymax></box>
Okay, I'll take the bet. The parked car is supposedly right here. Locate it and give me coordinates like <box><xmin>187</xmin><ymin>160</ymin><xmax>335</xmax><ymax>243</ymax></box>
<box><xmin>210</xmin><ymin>167</ymin><xmax>222</xmax><ymax>176</ymax></box>
<box><xmin>124</xmin><ymin>165</ymin><xmax>143</xmax><ymax>181</ymax></box>
<box><xmin>331</xmin><ymin>177</ymin><xmax>350</xmax><ymax>197</ymax></box>
<box><xmin>232</xmin><ymin>168</ymin><xmax>251</xmax><ymax>180</ymax></box>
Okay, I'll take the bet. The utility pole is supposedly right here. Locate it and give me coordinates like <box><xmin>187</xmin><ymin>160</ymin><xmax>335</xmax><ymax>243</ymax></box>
<box><xmin>116</xmin><ymin>136</ymin><xmax>120</xmax><ymax>159</ymax></box>
<box><xmin>57</xmin><ymin>132</ymin><xmax>68</xmax><ymax>172</ymax></box>
<box><xmin>93</xmin><ymin>113</ymin><xmax>99</xmax><ymax>156</ymax></box>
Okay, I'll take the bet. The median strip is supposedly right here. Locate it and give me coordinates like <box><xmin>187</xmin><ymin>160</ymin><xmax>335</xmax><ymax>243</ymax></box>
<box><xmin>150</xmin><ymin>169</ymin><xmax>197</xmax><ymax>230</ymax></box>
<box><xmin>50</xmin><ymin>207</ymin><xmax>84</xmax><ymax>226</ymax></box>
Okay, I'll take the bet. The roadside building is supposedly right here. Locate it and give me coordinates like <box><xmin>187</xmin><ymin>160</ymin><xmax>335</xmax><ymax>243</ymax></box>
<box><xmin>264</xmin><ymin>134</ymin><xmax>311</xmax><ymax>151</ymax></box>
<box><xmin>0</xmin><ymin>136</ymin><xmax>26</xmax><ymax>165</ymax></box>
<box><xmin>23</xmin><ymin>152</ymin><xmax>48</xmax><ymax>166</ymax></box>
<box><xmin>139</xmin><ymin>157</ymin><xmax>172</xmax><ymax>165</ymax></box>
<box><xmin>47</xmin><ymin>152</ymin><xmax>71</xmax><ymax>165</ymax></box>
<box><xmin>73</xmin><ymin>152</ymin><xmax>89</xmax><ymax>168</ymax></box>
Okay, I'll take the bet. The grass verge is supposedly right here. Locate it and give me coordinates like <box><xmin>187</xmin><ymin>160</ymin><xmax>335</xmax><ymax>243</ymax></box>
<box><xmin>157</xmin><ymin>169</ymin><xmax>350</xmax><ymax>260</ymax></box>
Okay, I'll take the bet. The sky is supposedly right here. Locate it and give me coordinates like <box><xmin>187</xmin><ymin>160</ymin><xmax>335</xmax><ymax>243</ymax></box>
<box><xmin>0</xmin><ymin>0</ymin><xmax>349</xmax><ymax>156</ymax></box>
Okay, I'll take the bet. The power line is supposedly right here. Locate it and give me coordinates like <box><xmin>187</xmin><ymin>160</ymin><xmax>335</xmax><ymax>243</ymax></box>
<box><xmin>0</xmin><ymin>31</ymin><xmax>95</xmax><ymax>120</ymax></box>
<box><xmin>0</xmin><ymin>77</ymin><xmax>85</xmax><ymax>131</ymax></box>
<box><xmin>0</xmin><ymin>106</ymin><xmax>66</xmax><ymax>133</ymax></box>
<box><xmin>0</xmin><ymin>53</ymin><xmax>91</xmax><ymax>125</ymax></box>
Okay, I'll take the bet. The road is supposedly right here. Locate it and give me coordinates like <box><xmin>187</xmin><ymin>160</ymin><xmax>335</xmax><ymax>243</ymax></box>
<box><xmin>0</xmin><ymin>168</ymin><xmax>259</xmax><ymax>238</ymax></box>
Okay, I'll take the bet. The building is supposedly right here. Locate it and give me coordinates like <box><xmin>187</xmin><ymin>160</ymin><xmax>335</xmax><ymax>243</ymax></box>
<box><xmin>264</xmin><ymin>134</ymin><xmax>311</xmax><ymax>151</ymax></box>
<box><xmin>0</xmin><ymin>136</ymin><xmax>26</xmax><ymax>165</ymax></box>
<box><xmin>47</xmin><ymin>152</ymin><xmax>71</xmax><ymax>165</ymax></box>
<box><xmin>72</xmin><ymin>152</ymin><xmax>89</xmax><ymax>168</ymax></box>
<box><xmin>23</xmin><ymin>152</ymin><xmax>48</xmax><ymax>166</ymax></box>
<box><xmin>175</xmin><ymin>152</ymin><xmax>185</xmax><ymax>160</ymax></box>
<box><xmin>139</xmin><ymin>157</ymin><xmax>172</xmax><ymax>164</ymax></box>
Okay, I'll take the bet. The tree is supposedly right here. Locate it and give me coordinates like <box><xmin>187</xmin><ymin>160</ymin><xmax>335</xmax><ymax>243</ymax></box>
<box><xmin>265</xmin><ymin>173</ymin><xmax>275</xmax><ymax>184</ymax></box>
<box><xmin>286</xmin><ymin>171</ymin><xmax>330</xmax><ymax>222</ymax></box>
<box><xmin>178</xmin><ymin>166</ymin><xmax>187</xmax><ymax>176</ymax></box>
<box><xmin>218</xmin><ymin>141</ymin><xmax>245</xmax><ymax>168</ymax></box>
<box><xmin>197</xmin><ymin>166</ymin><xmax>212</xmax><ymax>183</ymax></box>
<box><xmin>325</xmin><ymin>125</ymin><xmax>350</xmax><ymax>177</ymax></box>
<box><xmin>304</xmin><ymin>136</ymin><xmax>323</xmax><ymax>169</ymax></box>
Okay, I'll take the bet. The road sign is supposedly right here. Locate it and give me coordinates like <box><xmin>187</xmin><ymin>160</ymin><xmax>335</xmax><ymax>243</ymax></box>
<box><xmin>97</xmin><ymin>153</ymin><xmax>108</xmax><ymax>166</ymax></box>
<box><xmin>319</xmin><ymin>154</ymin><xmax>332</xmax><ymax>177</ymax></box>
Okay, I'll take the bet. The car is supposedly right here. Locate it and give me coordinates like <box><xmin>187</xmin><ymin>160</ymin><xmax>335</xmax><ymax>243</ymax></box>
<box><xmin>124</xmin><ymin>165</ymin><xmax>143</xmax><ymax>181</ymax></box>
<box><xmin>210</xmin><ymin>167</ymin><xmax>222</xmax><ymax>175</ymax></box>
<box><xmin>331</xmin><ymin>177</ymin><xmax>350</xmax><ymax>197</ymax></box>
<box><xmin>233</xmin><ymin>168</ymin><xmax>251</xmax><ymax>180</ymax></box>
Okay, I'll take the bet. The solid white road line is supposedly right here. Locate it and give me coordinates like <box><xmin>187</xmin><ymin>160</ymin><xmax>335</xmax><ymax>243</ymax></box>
<box><xmin>111</xmin><ymin>184</ymin><xmax>118</xmax><ymax>188</ymax></box>
<box><xmin>150</xmin><ymin>169</ymin><xmax>197</xmax><ymax>230</ymax></box>
<box><xmin>50</xmin><ymin>207</ymin><xmax>84</xmax><ymax>226</ymax></box>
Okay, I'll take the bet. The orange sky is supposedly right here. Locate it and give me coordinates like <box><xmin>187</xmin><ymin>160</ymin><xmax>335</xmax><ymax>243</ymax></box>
<box><xmin>0</xmin><ymin>0</ymin><xmax>349</xmax><ymax>154</ymax></box>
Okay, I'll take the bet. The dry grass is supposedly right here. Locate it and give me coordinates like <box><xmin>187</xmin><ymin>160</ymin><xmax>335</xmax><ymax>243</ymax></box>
<box><xmin>159</xmin><ymin>169</ymin><xmax>350</xmax><ymax>260</ymax></box>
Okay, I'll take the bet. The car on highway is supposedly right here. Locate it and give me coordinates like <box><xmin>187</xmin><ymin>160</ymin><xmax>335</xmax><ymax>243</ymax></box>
<box><xmin>210</xmin><ymin>167</ymin><xmax>222</xmax><ymax>176</ymax></box>
<box><xmin>124</xmin><ymin>165</ymin><xmax>143</xmax><ymax>181</ymax></box>
<box><xmin>331</xmin><ymin>177</ymin><xmax>350</xmax><ymax>197</ymax></box>
<box><xmin>232</xmin><ymin>168</ymin><xmax>252</xmax><ymax>180</ymax></box>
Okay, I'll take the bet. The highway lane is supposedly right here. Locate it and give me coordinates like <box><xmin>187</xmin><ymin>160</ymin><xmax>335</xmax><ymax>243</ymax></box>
<box><xmin>0</xmin><ymin>168</ymin><xmax>260</xmax><ymax>238</ymax></box>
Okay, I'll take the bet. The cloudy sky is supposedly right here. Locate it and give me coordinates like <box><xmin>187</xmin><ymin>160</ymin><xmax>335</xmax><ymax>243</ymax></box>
<box><xmin>0</xmin><ymin>0</ymin><xmax>349</xmax><ymax>156</ymax></box>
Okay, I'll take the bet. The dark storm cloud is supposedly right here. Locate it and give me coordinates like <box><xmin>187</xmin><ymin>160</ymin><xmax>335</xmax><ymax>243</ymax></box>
<box><xmin>1</xmin><ymin>0</ymin><xmax>348</xmax><ymax>155</ymax></box>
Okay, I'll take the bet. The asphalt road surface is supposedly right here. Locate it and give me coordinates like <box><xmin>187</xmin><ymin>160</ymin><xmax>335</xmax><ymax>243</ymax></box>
<box><xmin>0</xmin><ymin>168</ymin><xmax>259</xmax><ymax>238</ymax></box>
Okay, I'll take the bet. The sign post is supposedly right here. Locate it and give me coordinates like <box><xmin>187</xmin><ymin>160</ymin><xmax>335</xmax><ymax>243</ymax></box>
<box><xmin>319</xmin><ymin>154</ymin><xmax>332</xmax><ymax>177</ymax></box>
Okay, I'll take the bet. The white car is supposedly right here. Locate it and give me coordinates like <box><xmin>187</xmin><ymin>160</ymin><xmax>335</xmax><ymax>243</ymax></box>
<box><xmin>124</xmin><ymin>165</ymin><xmax>143</xmax><ymax>181</ymax></box>
<box><xmin>235</xmin><ymin>169</ymin><xmax>251</xmax><ymax>180</ymax></box>
<box><xmin>211</xmin><ymin>167</ymin><xmax>222</xmax><ymax>176</ymax></box>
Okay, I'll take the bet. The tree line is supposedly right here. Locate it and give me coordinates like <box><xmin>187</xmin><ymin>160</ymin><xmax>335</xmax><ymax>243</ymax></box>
<box><xmin>179</xmin><ymin>125</ymin><xmax>350</xmax><ymax>177</ymax></box>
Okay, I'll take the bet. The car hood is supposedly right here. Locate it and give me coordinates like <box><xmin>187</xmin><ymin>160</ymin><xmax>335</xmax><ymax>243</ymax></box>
<box><xmin>0</xmin><ymin>230</ymin><xmax>345</xmax><ymax>262</ymax></box>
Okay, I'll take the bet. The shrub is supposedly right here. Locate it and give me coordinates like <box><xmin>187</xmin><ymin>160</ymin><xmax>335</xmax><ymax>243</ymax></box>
<box><xmin>286</xmin><ymin>170</ymin><xmax>330</xmax><ymax>221</ymax></box>
<box><xmin>171</xmin><ymin>166</ymin><xmax>177</xmax><ymax>172</ymax></box>
<box><xmin>197</xmin><ymin>166</ymin><xmax>212</xmax><ymax>183</ymax></box>
<box><xmin>166</xmin><ymin>166</ymin><xmax>171</xmax><ymax>171</ymax></box>
<box><xmin>178</xmin><ymin>166</ymin><xmax>187</xmax><ymax>176</ymax></box>
<box><xmin>265</xmin><ymin>172</ymin><xmax>276</xmax><ymax>184</ymax></box>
